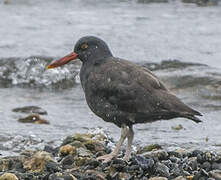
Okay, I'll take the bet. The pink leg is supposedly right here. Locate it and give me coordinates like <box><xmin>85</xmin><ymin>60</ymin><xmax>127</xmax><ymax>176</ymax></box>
<box><xmin>97</xmin><ymin>125</ymin><xmax>128</xmax><ymax>163</ymax></box>
<box><xmin>123</xmin><ymin>126</ymin><xmax>134</xmax><ymax>161</ymax></box>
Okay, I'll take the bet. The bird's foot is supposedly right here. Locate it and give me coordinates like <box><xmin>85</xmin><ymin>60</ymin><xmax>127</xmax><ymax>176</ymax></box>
<box><xmin>97</xmin><ymin>153</ymin><xmax>117</xmax><ymax>163</ymax></box>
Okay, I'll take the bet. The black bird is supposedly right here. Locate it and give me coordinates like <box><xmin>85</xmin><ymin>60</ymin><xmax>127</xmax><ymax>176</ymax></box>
<box><xmin>47</xmin><ymin>36</ymin><xmax>202</xmax><ymax>162</ymax></box>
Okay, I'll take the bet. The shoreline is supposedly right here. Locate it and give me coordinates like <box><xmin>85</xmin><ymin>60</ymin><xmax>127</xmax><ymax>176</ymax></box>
<box><xmin>0</xmin><ymin>132</ymin><xmax>221</xmax><ymax>180</ymax></box>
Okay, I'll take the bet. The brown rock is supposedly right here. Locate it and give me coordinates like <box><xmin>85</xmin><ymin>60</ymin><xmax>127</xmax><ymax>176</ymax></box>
<box><xmin>59</xmin><ymin>144</ymin><xmax>77</xmax><ymax>157</ymax></box>
<box><xmin>18</xmin><ymin>114</ymin><xmax>49</xmax><ymax>124</ymax></box>
<box><xmin>173</xmin><ymin>176</ymin><xmax>186</xmax><ymax>180</ymax></box>
<box><xmin>0</xmin><ymin>173</ymin><xmax>18</xmax><ymax>180</ymax></box>
<box><xmin>149</xmin><ymin>177</ymin><xmax>168</xmax><ymax>180</ymax></box>
<box><xmin>23</xmin><ymin>151</ymin><xmax>54</xmax><ymax>172</ymax></box>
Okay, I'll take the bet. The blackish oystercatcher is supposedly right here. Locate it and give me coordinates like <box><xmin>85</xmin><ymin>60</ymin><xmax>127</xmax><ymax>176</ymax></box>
<box><xmin>47</xmin><ymin>36</ymin><xmax>202</xmax><ymax>162</ymax></box>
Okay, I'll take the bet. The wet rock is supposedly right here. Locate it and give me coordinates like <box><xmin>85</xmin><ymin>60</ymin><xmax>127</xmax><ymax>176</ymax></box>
<box><xmin>0</xmin><ymin>173</ymin><xmax>18</xmax><ymax>180</ymax></box>
<box><xmin>155</xmin><ymin>162</ymin><xmax>170</xmax><ymax>177</ymax></box>
<box><xmin>84</xmin><ymin>139</ymin><xmax>105</xmax><ymax>152</ymax></box>
<box><xmin>186</xmin><ymin>176</ymin><xmax>194</xmax><ymax>180</ymax></box>
<box><xmin>44</xmin><ymin>145</ymin><xmax>59</xmax><ymax>156</ymax></box>
<box><xmin>173</xmin><ymin>176</ymin><xmax>186</xmax><ymax>180</ymax></box>
<box><xmin>2</xmin><ymin>132</ymin><xmax>221</xmax><ymax>180</ymax></box>
<box><xmin>143</xmin><ymin>150</ymin><xmax>168</xmax><ymax>160</ymax></box>
<box><xmin>60</xmin><ymin>155</ymin><xmax>74</xmax><ymax>167</ymax></box>
<box><xmin>0</xmin><ymin>156</ymin><xmax>24</xmax><ymax>172</ymax></box>
<box><xmin>74</xmin><ymin>157</ymin><xmax>91</xmax><ymax>167</ymax></box>
<box><xmin>137</xmin><ymin>144</ymin><xmax>162</xmax><ymax>154</ymax></box>
<box><xmin>169</xmin><ymin>149</ymin><xmax>189</xmax><ymax>158</ymax></box>
<box><xmin>48</xmin><ymin>173</ymin><xmax>77</xmax><ymax>180</ymax></box>
<box><xmin>211</xmin><ymin>162</ymin><xmax>221</xmax><ymax>170</ymax></box>
<box><xmin>62</xmin><ymin>134</ymin><xmax>93</xmax><ymax>146</ymax></box>
<box><xmin>59</xmin><ymin>144</ymin><xmax>76</xmax><ymax>157</ymax></box>
<box><xmin>135</xmin><ymin>155</ymin><xmax>154</xmax><ymax>170</ymax></box>
<box><xmin>77</xmin><ymin>147</ymin><xmax>92</xmax><ymax>157</ymax></box>
<box><xmin>209</xmin><ymin>170</ymin><xmax>221</xmax><ymax>179</ymax></box>
<box><xmin>187</xmin><ymin>157</ymin><xmax>198</xmax><ymax>171</ymax></box>
<box><xmin>149</xmin><ymin>177</ymin><xmax>168</xmax><ymax>180</ymax></box>
<box><xmin>23</xmin><ymin>151</ymin><xmax>54</xmax><ymax>172</ymax></box>
<box><xmin>85</xmin><ymin>170</ymin><xmax>106</xmax><ymax>180</ymax></box>
<box><xmin>18</xmin><ymin>114</ymin><xmax>49</xmax><ymax>124</ymax></box>
<box><xmin>12</xmin><ymin>106</ymin><xmax>48</xmax><ymax>115</ymax></box>
<box><xmin>202</xmin><ymin>161</ymin><xmax>211</xmax><ymax>171</ymax></box>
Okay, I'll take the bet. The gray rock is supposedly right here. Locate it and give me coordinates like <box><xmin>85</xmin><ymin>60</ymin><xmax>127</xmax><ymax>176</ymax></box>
<box><xmin>155</xmin><ymin>162</ymin><xmax>170</xmax><ymax>177</ymax></box>
<box><xmin>209</xmin><ymin>170</ymin><xmax>221</xmax><ymax>180</ymax></box>
<box><xmin>77</xmin><ymin>147</ymin><xmax>92</xmax><ymax>157</ymax></box>
<box><xmin>202</xmin><ymin>161</ymin><xmax>211</xmax><ymax>171</ymax></box>
<box><xmin>173</xmin><ymin>176</ymin><xmax>186</xmax><ymax>180</ymax></box>
<box><xmin>212</xmin><ymin>162</ymin><xmax>221</xmax><ymax>170</ymax></box>
<box><xmin>143</xmin><ymin>150</ymin><xmax>168</xmax><ymax>160</ymax></box>
<box><xmin>12</xmin><ymin>106</ymin><xmax>48</xmax><ymax>115</ymax></box>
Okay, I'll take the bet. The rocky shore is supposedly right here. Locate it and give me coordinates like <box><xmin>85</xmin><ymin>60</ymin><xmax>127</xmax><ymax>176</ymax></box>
<box><xmin>0</xmin><ymin>132</ymin><xmax>221</xmax><ymax>180</ymax></box>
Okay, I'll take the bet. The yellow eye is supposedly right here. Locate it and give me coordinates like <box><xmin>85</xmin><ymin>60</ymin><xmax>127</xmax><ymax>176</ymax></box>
<box><xmin>81</xmin><ymin>43</ymin><xmax>88</xmax><ymax>50</ymax></box>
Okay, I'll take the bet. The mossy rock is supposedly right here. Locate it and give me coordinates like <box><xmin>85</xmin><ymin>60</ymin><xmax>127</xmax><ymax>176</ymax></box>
<box><xmin>74</xmin><ymin>157</ymin><xmax>91</xmax><ymax>167</ymax></box>
<box><xmin>84</xmin><ymin>139</ymin><xmax>105</xmax><ymax>152</ymax></box>
<box><xmin>62</xmin><ymin>133</ymin><xmax>93</xmax><ymax>146</ymax></box>
<box><xmin>59</xmin><ymin>144</ymin><xmax>77</xmax><ymax>157</ymax></box>
<box><xmin>70</xmin><ymin>141</ymin><xmax>86</xmax><ymax>149</ymax></box>
<box><xmin>0</xmin><ymin>173</ymin><xmax>19</xmax><ymax>180</ymax></box>
<box><xmin>0</xmin><ymin>157</ymin><xmax>23</xmax><ymax>172</ymax></box>
<box><xmin>137</xmin><ymin>144</ymin><xmax>162</xmax><ymax>154</ymax></box>
<box><xmin>23</xmin><ymin>151</ymin><xmax>54</xmax><ymax>172</ymax></box>
<box><xmin>76</xmin><ymin>147</ymin><xmax>92</xmax><ymax>157</ymax></box>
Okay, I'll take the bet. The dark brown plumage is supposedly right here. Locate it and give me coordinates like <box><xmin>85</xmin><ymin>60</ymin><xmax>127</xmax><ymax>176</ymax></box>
<box><xmin>47</xmin><ymin>36</ymin><xmax>202</xmax><ymax>162</ymax></box>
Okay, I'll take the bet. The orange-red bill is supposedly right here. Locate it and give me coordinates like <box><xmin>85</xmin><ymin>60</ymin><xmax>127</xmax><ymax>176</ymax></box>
<box><xmin>46</xmin><ymin>52</ymin><xmax>78</xmax><ymax>69</ymax></box>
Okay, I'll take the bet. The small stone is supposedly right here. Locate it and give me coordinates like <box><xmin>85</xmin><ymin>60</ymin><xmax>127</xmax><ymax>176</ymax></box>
<box><xmin>137</xmin><ymin>144</ymin><xmax>162</xmax><ymax>154</ymax></box>
<box><xmin>188</xmin><ymin>157</ymin><xmax>198</xmax><ymax>171</ymax></box>
<box><xmin>61</xmin><ymin>155</ymin><xmax>75</xmax><ymax>166</ymax></box>
<box><xmin>186</xmin><ymin>175</ymin><xmax>194</xmax><ymax>180</ymax></box>
<box><xmin>209</xmin><ymin>170</ymin><xmax>221</xmax><ymax>179</ymax></box>
<box><xmin>171</xmin><ymin>124</ymin><xmax>183</xmax><ymax>130</ymax></box>
<box><xmin>61</xmin><ymin>133</ymin><xmax>93</xmax><ymax>146</ymax></box>
<box><xmin>149</xmin><ymin>177</ymin><xmax>168</xmax><ymax>180</ymax></box>
<box><xmin>143</xmin><ymin>150</ymin><xmax>168</xmax><ymax>160</ymax></box>
<box><xmin>155</xmin><ymin>162</ymin><xmax>170</xmax><ymax>177</ymax></box>
<box><xmin>74</xmin><ymin>157</ymin><xmax>90</xmax><ymax>166</ymax></box>
<box><xmin>59</xmin><ymin>144</ymin><xmax>76</xmax><ymax>157</ymax></box>
<box><xmin>192</xmin><ymin>150</ymin><xmax>203</xmax><ymax>157</ymax></box>
<box><xmin>85</xmin><ymin>170</ymin><xmax>106</xmax><ymax>180</ymax></box>
<box><xmin>77</xmin><ymin>147</ymin><xmax>92</xmax><ymax>157</ymax></box>
<box><xmin>70</xmin><ymin>141</ymin><xmax>86</xmax><ymax>149</ymax></box>
<box><xmin>23</xmin><ymin>151</ymin><xmax>54</xmax><ymax>172</ymax></box>
<box><xmin>169</xmin><ymin>149</ymin><xmax>189</xmax><ymax>158</ymax></box>
<box><xmin>173</xmin><ymin>176</ymin><xmax>186</xmax><ymax>180</ymax></box>
<box><xmin>18</xmin><ymin>114</ymin><xmax>49</xmax><ymax>124</ymax></box>
<box><xmin>0</xmin><ymin>173</ymin><xmax>18</xmax><ymax>180</ymax></box>
<box><xmin>212</xmin><ymin>162</ymin><xmax>221</xmax><ymax>170</ymax></box>
<box><xmin>169</xmin><ymin>157</ymin><xmax>181</xmax><ymax>164</ymax></box>
<box><xmin>12</xmin><ymin>106</ymin><xmax>48</xmax><ymax>115</ymax></box>
<box><xmin>135</xmin><ymin>156</ymin><xmax>154</xmax><ymax>170</ymax></box>
<box><xmin>202</xmin><ymin>161</ymin><xmax>211</xmax><ymax>171</ymax></box>
<box><xmin>84</xmin><ymin>139</ymin><xmax>105</xmax><ymax>152</ymax></box>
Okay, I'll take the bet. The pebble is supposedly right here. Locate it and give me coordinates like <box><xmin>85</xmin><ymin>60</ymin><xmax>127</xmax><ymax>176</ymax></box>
<box><xmin>1</xmin><ymin>133</ymin><xmax>221</xmax><ymax>179</ymax></box>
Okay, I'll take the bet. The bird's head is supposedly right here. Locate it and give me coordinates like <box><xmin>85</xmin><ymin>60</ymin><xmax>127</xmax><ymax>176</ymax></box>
<box><xmin>46</xmin><ymin>36</ymin><xmax>112</xmax><ymax>69</ymax></box>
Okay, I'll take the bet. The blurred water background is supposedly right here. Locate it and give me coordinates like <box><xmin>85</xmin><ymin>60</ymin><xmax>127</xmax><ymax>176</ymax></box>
<box><xmin>0</xmin><ymin>0</ymin><xmax>221</xmax><ymax>156</ymax></box>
